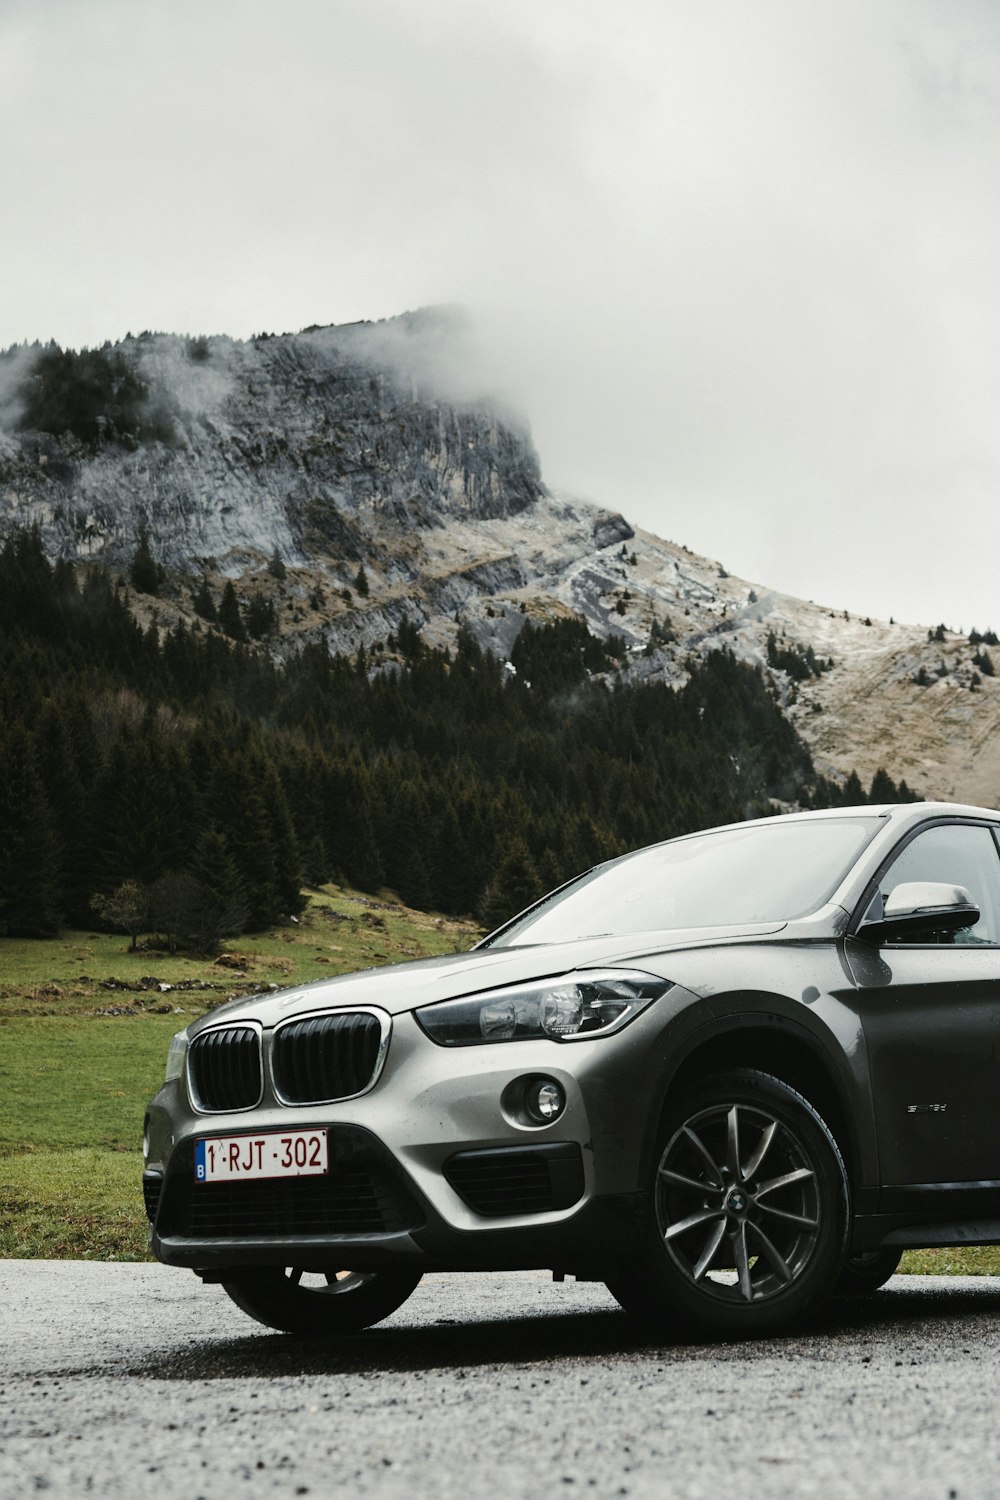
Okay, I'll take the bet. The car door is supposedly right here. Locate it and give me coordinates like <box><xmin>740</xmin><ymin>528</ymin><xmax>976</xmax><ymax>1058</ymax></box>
<box><xmin>845</xmin><ymin>817</ymin><xmax>1000</xmax><ymax>1214</ymax></box>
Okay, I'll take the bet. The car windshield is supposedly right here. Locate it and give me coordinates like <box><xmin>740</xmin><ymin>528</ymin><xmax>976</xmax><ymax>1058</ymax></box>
<box><xmin>485</xmin><ymin>816</ymin><xmax>883</xmax><ymax>947</ymax></box>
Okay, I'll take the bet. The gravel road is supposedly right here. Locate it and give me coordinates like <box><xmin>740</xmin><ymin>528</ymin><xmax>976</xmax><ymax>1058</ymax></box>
<box><xmin>3</xmin><ymin>1262</ymin><xmax>1000</xmax><ymax>1499</ymax></box>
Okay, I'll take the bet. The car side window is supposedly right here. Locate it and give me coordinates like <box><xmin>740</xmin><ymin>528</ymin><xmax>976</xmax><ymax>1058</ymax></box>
<box><xmin>877</xmin><ymin>823</ymin><xmax>1000</xmax><ymax>944</ymax></box>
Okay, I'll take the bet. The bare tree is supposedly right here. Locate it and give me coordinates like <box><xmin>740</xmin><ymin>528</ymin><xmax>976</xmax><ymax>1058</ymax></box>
<box><xmin>90</xmin><ymin>880</ymin><xmax>148</xmax><ymax>951</ymax></box>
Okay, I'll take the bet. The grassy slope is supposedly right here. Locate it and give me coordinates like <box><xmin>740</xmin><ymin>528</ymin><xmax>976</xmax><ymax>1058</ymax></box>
<box><xmin>0</xmin><ymin>885</ymin><xmax>478</xmax><ymax>1258</ymax></box>
<box><xmin>2</xmin><ymin>888</ymin><xmax>996</xmax><ymax>1273</ymax></box>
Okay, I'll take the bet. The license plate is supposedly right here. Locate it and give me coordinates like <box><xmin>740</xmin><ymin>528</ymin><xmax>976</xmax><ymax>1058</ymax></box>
<box><xmin>194</xmin><ymin>1129</ymin><xmax>328</xmax><ymax>1183</ymax></box>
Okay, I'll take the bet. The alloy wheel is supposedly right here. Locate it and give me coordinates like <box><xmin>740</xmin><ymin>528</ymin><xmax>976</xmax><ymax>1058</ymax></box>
<box><xmin>655</xmin><ymin>1100</ymin><xmax>823</xmax><ymax>1304</ymax></box>
<box><xmin>282</xmin><ymin>1268</ymin><xmax>376</xmax><ymax>1294</ymax></box>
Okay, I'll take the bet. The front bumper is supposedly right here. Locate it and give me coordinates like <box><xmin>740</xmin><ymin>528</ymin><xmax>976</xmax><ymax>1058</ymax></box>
<box><xmin>148</xmin><ymin>1143</ymin><xmax>642</xmax><ymax>1276</ymax></box>
<box><xmin>144</xmin><ymin>1009</ymin><xmax>659</xmax><ymax>1275</ymax></box>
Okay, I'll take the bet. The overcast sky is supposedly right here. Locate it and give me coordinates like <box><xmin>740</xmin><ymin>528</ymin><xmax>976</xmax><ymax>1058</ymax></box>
<box><xmin>3</xmin><ymin>0</ymin><xmax>1000</xmax><ymax>630</ymax></box>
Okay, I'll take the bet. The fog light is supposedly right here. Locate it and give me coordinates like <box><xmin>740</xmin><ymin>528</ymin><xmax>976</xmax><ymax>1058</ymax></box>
<box><xmin>526</xmin><ymin>1078</ymin><xmax>566</xmax><ymax>1124</ymax></box>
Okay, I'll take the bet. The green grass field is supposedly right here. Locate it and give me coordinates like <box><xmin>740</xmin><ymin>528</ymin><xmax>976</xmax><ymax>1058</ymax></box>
<box><xmin>0</xmin><ymin>885</ymin><xmax>478</xmax><ymax>1258</ymax></box>
<box><xmin>2</xmin><ymin>890</ymin><xmax>998</xmax><ymax>1274</ymax></box>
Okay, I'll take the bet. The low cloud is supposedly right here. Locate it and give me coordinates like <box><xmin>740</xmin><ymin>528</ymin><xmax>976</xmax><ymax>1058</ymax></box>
<box><xmin>3</xmin><ymin>0</ymin><xmax>1000</xmax><ymax>625</ymax></box>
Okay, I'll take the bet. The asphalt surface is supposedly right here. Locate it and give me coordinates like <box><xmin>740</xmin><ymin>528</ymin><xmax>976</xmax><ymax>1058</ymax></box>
<box><xmin>3</xmin><ymin>1263</ymin><xmax>1000</xmax><ymax>1499</ymax></box>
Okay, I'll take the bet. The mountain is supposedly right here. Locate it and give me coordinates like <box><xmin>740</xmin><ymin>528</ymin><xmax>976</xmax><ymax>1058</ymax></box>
<box><xmin>2</xmin><ymin>309</ymin><xmax>997</xmax><ymax>807</ymax></box>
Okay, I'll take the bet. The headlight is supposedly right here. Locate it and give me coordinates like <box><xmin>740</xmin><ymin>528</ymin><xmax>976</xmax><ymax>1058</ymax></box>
<box><xmin>164</xmin><ymin>1029</ymin><xmax>189</xmax><ymax>1082</ymax></box>
<box><xmin>415</xmin><ymin>970</ymin><xmax>671</xmax><ymax>1047</ymax></box>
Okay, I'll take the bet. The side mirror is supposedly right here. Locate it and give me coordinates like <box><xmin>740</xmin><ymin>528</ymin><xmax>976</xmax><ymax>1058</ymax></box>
<box><xmin>860</xmin><ymin>881</ymin><xmax>980</xmax><ymax>943</ymax></box>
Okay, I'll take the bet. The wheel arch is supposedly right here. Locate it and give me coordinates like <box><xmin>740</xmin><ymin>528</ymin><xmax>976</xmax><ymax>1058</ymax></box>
<box><xmin>644</xmin><ymin>1007</ymin><xmax>866</xmax><ymax>1199</ymax></box>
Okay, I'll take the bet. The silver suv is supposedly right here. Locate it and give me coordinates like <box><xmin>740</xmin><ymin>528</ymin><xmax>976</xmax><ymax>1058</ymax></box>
<box><xmin>145</xmin><ymin>802</ymin><xmax>1000</xmax><ymax>1340</ymax></box>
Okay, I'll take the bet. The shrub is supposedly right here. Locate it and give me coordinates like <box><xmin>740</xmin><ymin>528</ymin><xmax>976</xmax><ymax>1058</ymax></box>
<box><xmin>18</xmin><ymin>344</ymin><xmax>175</xmax><ymax>447</ymax></box>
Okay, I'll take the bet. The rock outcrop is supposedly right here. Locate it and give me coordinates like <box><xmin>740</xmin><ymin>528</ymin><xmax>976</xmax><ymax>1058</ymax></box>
<box><xmin>4</xmin><ymin>307</ymin><xmax>1000</xmax><ymax>806</ymax></box>
<box><xmin>0</xmin><ymin>309</ymin><xmax>542</xmax><ymax>570</ymax></box>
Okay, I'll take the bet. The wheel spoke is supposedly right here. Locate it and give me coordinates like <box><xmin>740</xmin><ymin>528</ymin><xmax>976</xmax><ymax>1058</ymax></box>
<box><xmin>654</xmin><ymin>1085</ymin><xmax>838</xmax><ymax>1318</ymax></box>
<box><xmin>692</xmin><ymin>1216</ymin><xmax>729</xmax><ymax>1281</ymax></box>
<box><xmin>287</xmin><ymin>1268</ymin><xmax>304</xmax><ymax>1286</ymax></box>
<box><xmin>756</xmin><ymin>1201</ymin><xmax>819</xmax><ymax>1231</ymax></box>
<box><xmin>664</xmin><ymin>1207</ymin><xmax>726</xmax><ymax>1241</ymax></box>
<box><xmin>681</xmin><ymin>1125</ymin><xmax>724</xmax><ymax>1187</ymax></box>
<box><xmin>741</xmin><ymin>1119</ymin><xmax>778</xmax><ymax>1180</ymax></box>
<box><xmin>756</xmin><ymin>1166</ymin><xmax>815</xmax><ymax>1199</ymax></box>
<box><xmin>726</xmin><ymin>1106</ymin><xmax>741</xmax><ymax>1178</ymax></box>
<box><xmin>734</xmin><ymin>1220</ymin><xmax>753</xmax><ymax>1301</ymax></box>
<box><xmin>659</xmin><ymin>1166</ymin><xmax>725</xmax><ymax>1196</ymax></box>
<box><xmin>748</xmin><ymin>1221</ymin><xmax>793</xmax><ymax>1283</ymax></box>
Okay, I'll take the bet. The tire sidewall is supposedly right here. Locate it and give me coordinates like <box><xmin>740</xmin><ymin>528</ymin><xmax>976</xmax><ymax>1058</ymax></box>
<box><xmin>613</xmin><ymin>1069</ymin><xmax>850</xmax><ymax>1339</ymax></box>
<box><xmin>223</xmin><ymin>1267</ymin><xmax>423</xmax><ymax>1335</ymax></box>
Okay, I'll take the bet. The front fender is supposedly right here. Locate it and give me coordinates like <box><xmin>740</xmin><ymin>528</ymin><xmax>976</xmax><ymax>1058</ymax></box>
<box><xmin>627</xmin><ymin>939</ymin><xmax>877</xmax><ymax>1206</ymax></box>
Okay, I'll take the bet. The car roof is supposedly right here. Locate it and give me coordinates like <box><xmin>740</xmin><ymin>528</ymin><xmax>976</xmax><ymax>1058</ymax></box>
<box><xmin>621</xmin><ymin>801</ymin><xmax>1000</xmax><ymax>864</ymax></box>
<box><xmin>675</xmin><ymin>801</ymin><xmax>999</xmax><ymax>838</ymax></box>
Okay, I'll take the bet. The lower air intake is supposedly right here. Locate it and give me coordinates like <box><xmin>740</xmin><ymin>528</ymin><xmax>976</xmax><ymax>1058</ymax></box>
<box><xmin>444</xmin><ymin>1143</ymin><xmax>585</xmax><ymax>1217</ymax></box>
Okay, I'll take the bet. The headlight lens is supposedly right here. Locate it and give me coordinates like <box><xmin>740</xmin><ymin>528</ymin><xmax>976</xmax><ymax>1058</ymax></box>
<box><xmin>164</xmin><ymin>1029</ymin><xmax>189</xmax><ymax>1082</ymax></box>
<box><xmin>415</xmin><ymin>970</ymin><xmax>671</xmax><ymax>1046</ymax></box>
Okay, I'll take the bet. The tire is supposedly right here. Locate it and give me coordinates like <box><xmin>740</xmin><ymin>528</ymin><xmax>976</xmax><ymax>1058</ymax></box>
<box><xmin>835</xmin><ymin>1248</ymin><xmax>902</xmax><ymax>1295</ymax></box>
<box><xmin>606</xmin><ymin>1069</ymin><xmax>850</xmax><ymax>1339</ymax></box>
<box><xmin>222</xmin><ymin>1266</ymin><xmax>423</xmax><ymax>1335</ymax></box>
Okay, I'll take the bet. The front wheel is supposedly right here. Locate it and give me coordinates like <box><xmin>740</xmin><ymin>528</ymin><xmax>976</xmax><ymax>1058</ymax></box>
<box><xmin>222</xmin><ymin>1266</ymin><xmax>423</xmax><ymax>1335</ymax></box>
<box><xmin>607</xmin><ymin>1070</ymin><xmax>849</xmax><ymax>1339</ymax></box>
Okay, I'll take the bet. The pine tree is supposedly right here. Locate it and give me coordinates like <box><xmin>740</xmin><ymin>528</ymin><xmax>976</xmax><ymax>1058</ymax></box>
<box><xmin>211</xmin><ymin>756</ymin><xmax>280</xmax><ymax>928</ymax></box>
<box><xmin>259</xmin><ymin>760</ymin><xmax>305</xmax><ymax>917</ymax></box>
<box><xmin>218</xmin><ymin>581</ymin><xmax>246</xmax><ymax>641</ymax></box>
<box><xmin>430</xmin><ymin>805</ymin><xmax>475</xmax><ymax>914</ymax></box>
<box><xmin>842</xmin><ymin>771</ymin><xmax>865</xmax><ymax>805</ymax></box>
<box><xmin>92</xmin><ymin>732</ymin><xmax>183</xmax><ymax>890</ymax></box>
<box><xmin>34</xmin><ymin>699</ymin><xmax>90</xmax><ymax>923</ymax></box>
<box><xmin>129</xmin><ymin>525</ymin><xmax>161</xmax><ymax>596</ymax></box>
<box><xmin>187</xmin><ymin>826</ymin><xmax>248</xmax><ymax>951</ymax></box>
<box><xmin>302</xmin><ymin>834</ymin><xmax>330</xmax><ymax>886</ymax></box>
<box><xmin>323</xmin><ymin>758</ymin><xmax>383</xmax><ymax>892</ymax></box>
<box><xmin>192</xmin><ymin>578</ymin><xmax>217</xmax><ymax>622</ymax></box>
<box><xmin>477</xmin><ymin>836</ymin><xmax>543</xmax><ymax>933</ymax></box>
<box><xmin>0</xmin><ymin>725</ymin><xmax>62</xmax><ymax>936</ymax></box>
<box><xmin>869</xmin><ymin>768</ymin><xmax>899</xmax><ymax>803</ymax></box>
<box><xmin>246</xmin><ymin>596</ymin><xmax>277</xmax><ymax>639</ymax></box>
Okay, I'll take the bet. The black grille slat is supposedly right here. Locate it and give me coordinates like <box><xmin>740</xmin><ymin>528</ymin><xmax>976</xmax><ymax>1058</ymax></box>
<box><xmin>189</xmin><ymin>1027</ymin><xmax>262</xmax><ymax>1112</ymax></box>
<box><xmin>273</xmin><ymin>1012</ymin><xmax>383</xmax><ymax>1103</ymax></box>
<box><xmin>350</xmin><ymin>1016</ymin><xmax>369</xmax><ymax>1095</ymax></box>
<box><xmin>299</xmin><ymin>1017</ymin><xmax>316</xmax><ymax>1102</ymax></box>
<box><xmin>185</xmin><ymin>1171</ymin><xmax>390</xmax><ymax>1236</ymax></box>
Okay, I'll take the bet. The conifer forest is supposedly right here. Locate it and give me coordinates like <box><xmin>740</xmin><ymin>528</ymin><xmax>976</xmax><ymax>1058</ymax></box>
<box><xmin>0</xmin><ymin>528</ymin><xmax>912</xmax><ymax>945</ymax></box>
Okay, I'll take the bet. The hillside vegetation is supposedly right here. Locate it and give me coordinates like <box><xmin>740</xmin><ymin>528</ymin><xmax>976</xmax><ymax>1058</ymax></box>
<box><xmin>0</xmin><ymin>525</ymin><xmax>915</xmax><ymax>947</ymax></box>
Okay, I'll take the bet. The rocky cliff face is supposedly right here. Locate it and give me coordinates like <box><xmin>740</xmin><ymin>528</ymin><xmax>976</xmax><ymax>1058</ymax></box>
<box><xmin>3</xmin><ymin>307</ymin><xmax>999</xmax><ymax>807</ymax></box>
<box><xmin>0</xmin><ymin>309</ymin><xmax>543</xmax><ymax>572</ymax></box>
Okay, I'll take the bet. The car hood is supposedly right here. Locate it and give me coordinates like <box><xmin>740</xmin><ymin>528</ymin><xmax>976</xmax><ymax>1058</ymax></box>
<box><xmin>190</xmin><ymin>920</ymin><xmax>788</xmax><ymax>1033</ymax></box>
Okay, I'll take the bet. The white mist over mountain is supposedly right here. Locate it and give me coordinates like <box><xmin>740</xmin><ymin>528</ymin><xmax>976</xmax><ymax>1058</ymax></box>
<box><xmin>3</xmin><ymin>0</ymin><xmax>1000</xmax><ymax>630</ymax></box>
